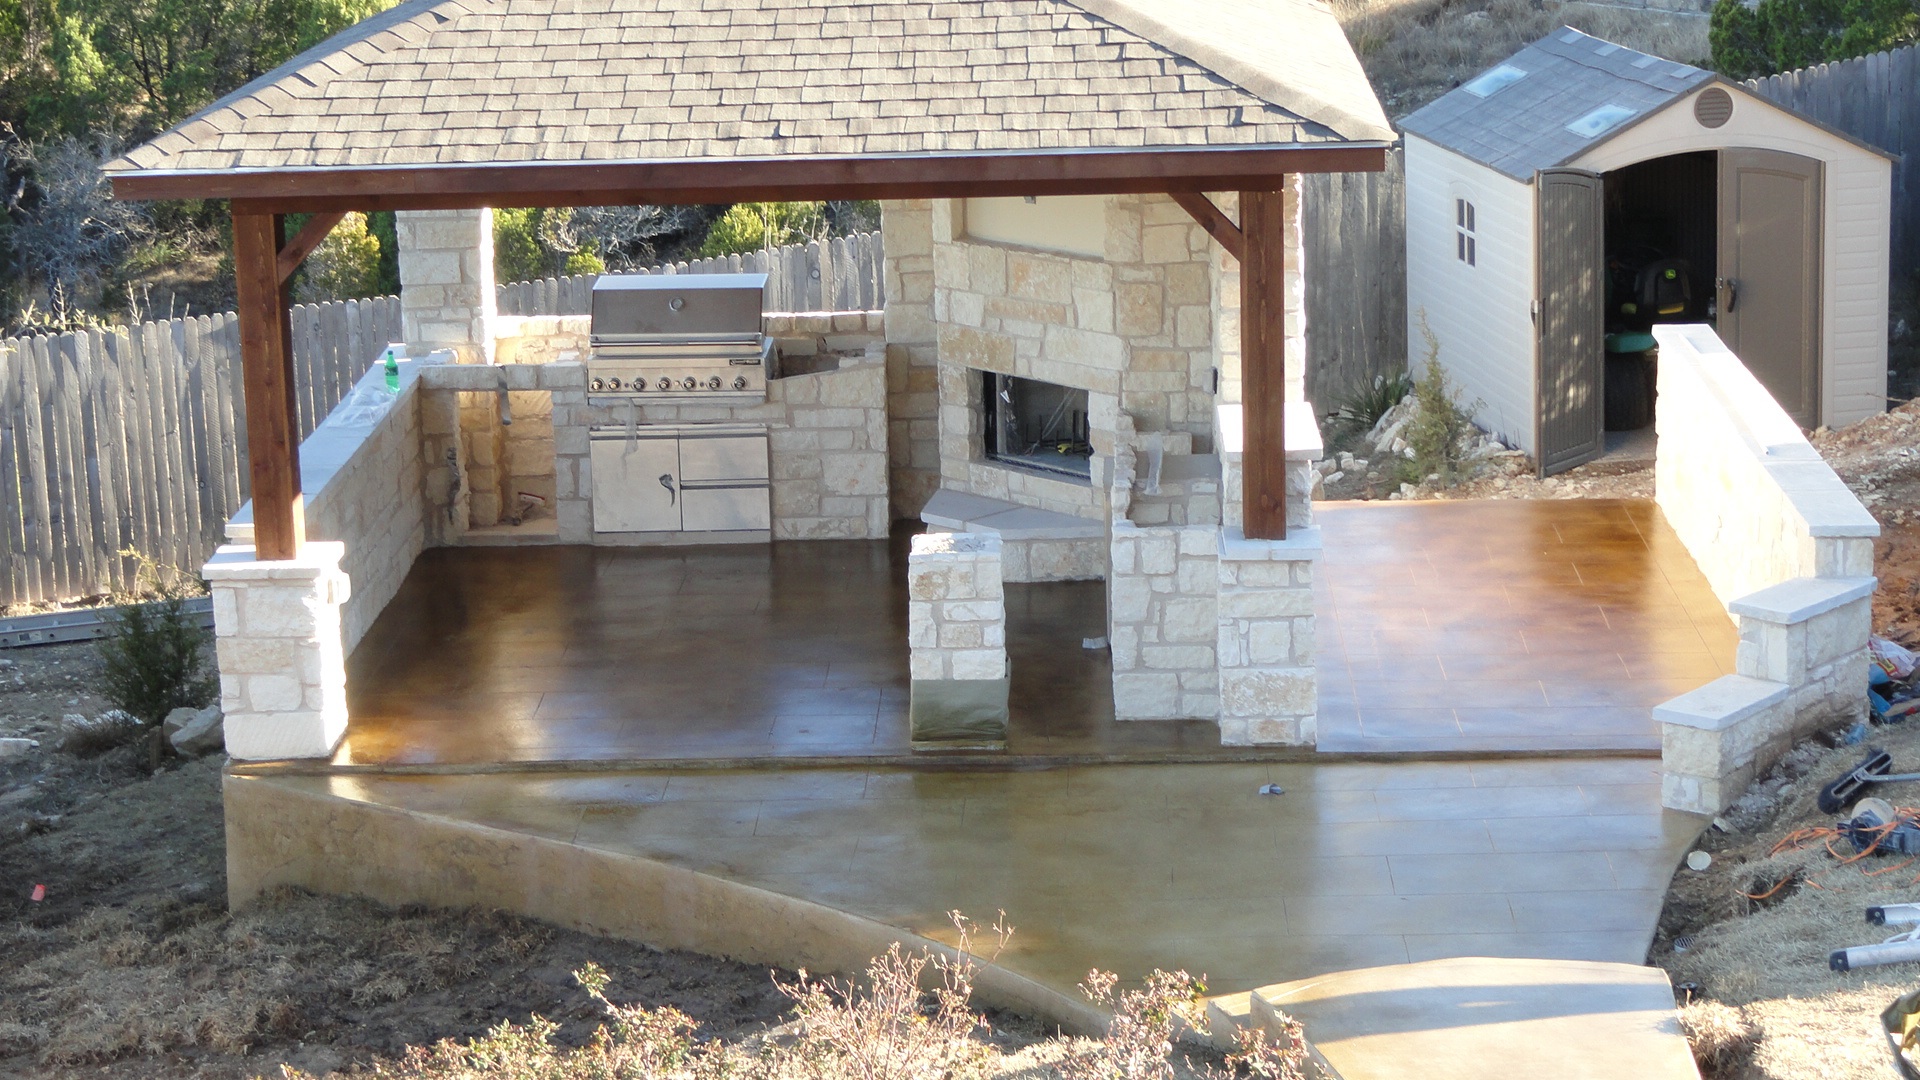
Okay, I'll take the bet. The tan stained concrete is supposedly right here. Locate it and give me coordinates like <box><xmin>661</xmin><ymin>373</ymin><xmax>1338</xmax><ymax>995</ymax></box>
<box><xmin>1316</xmin><ymin>499</ymin><xmax>1738</xmax><ymax>754</ymax></box>
<box><xmin>1253</xmin><ymin>956</ymin><xmax>1701</xmax><ymax>1079</ymax></box>
<box><xmin>230</xmin><ymin>758</ymin><xmax>1704</xmax><ymax>1004</ymax></box>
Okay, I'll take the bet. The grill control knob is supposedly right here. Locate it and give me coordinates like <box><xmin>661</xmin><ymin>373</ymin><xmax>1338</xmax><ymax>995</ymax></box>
<box><xmin>589</xmin><ymin>378</ymin><xmax>604</xmax><ymax>392</ymax></box>
<box><xmin>733</xmin><ymin>375</ymin><xmax>749</xmax><ymax>391</ymax></box>
<box><xmin>606</xmin><ymin>377</ymin><xmax>623</xmax><ymax>391</ymax></box>
<box><xmin>656</xmin><ymin>377</ymin><xmax>672</xmax><ymax>391</ymax></box>
<box><xmin>681</xmin><ymin>376</ymin><xmax>698</xmax><ymax>391</ymax></box>
<box><xmin>706</xmin><ymin>376</ymin><xmax>723</xmax><ymax>391</ymax></box>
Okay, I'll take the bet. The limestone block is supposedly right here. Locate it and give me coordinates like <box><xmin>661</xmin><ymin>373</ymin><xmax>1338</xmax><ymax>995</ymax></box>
<box><xmin>1114</xmin><ymin>673</ymin><xmax>1181</xmax><ymax>719</ymax></box>
<box><xmin>1220</xmin><ymin>589</ymin><xmax>1313</xmax><ymax>620</ymax></box>
<box><xmin>951</xmin><ymin>649</ymin><xmax>1007</xmax><ymax>680</ymax></box>
<box><xmin>1221</xmin><ymin>668</ymin><xmax>1316</xmax><ymax>719</ymax></box>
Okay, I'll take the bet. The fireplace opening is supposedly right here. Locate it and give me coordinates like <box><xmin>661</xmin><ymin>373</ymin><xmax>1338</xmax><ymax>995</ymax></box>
<box><xmin>982</xmin><ymin>372</ymin><xmax>1092</xmax><ymax>480</ymax></box>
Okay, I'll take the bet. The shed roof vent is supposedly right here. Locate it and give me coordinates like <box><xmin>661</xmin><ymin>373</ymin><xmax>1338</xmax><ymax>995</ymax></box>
<box><xmin>1694</xmin><ymin>87</ymin><xmax>1734</xmax><ymax>128</ymax></box>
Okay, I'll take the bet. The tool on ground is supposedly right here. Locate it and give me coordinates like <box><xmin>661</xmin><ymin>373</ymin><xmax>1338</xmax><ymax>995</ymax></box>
<box><xmin>1831</xmin><ymin>905</ymin><xmax>1920</xmax><ymax>972</ymax></box>
<box><xmin>1839</xmin><ymin>798</ymin><xmax>1920</xmax><ymax>856</ymax></box>
<box><xmin>1820</xmin><ymin>748</ymin><xmax>1920</xmax><ymax>813</ymax></box>
<box><xmin>1885</xmin><ymin>986</ymin><xmax>1920</xmax><ymax>1080</ymax></box>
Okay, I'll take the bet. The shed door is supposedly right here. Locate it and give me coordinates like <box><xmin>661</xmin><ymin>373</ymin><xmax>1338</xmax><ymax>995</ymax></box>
<box><xmin>1717</xmin><ymin>149</ymin><xmax>1822</xmax><ymax>427</ymax></box>
<box><xmin>1534</xmin><ymin>169</ymin><xmax>1605</xmax><ymax>477</ymax></box>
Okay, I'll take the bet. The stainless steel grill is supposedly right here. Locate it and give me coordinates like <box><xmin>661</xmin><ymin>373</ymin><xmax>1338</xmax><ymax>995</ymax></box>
<box><xmin>588</xmin><ymin>273</ymin><xmax>773</xmax><ymax>403</ymax></box>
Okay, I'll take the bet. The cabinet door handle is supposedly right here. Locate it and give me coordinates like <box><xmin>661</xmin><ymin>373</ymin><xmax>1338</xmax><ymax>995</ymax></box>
<box><xmin>658</xmin><ymin>473</ymin><xmax>676</xmax><ymax>505</ymax></box>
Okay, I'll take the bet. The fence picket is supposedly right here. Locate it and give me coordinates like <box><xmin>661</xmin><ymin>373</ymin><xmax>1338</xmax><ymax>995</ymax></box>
<box><xmin>79</xmin><ymin>330</ymin><xmax>124</xmax><ymax>590</ymax></box>
<box><xmin>0</xmin><ymin>342</ymin><xmax>24</xmax><ymax>601</ymax></box>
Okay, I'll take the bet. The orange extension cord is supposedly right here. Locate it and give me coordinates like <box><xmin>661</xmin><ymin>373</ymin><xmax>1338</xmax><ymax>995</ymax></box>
<box><xmin>1742</xmin><ymin>809</ymin><xmax>1920</xmax><ymax>901</ymax></box>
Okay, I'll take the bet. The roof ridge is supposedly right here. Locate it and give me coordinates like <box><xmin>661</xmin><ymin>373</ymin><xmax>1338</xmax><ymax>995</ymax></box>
<box><xmin>110</xmin><ymin>0</ymin><xmax>489</xmax><ymax>171</ymax></box>
<box><xmin>1067</xmin><ymin>0</ymin><xmax>1395</xmax><ymax>143</ymax></box>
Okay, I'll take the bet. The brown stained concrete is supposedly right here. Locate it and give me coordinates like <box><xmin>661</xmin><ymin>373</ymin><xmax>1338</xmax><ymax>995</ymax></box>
<box><xmin>337</xmin><ymin>499</ymin><xmax>1730</xmax><ymax>767</ymax></box>
<box><xmin>336</xmin><ymin>535</ymin><xmax>1222</xmax><ymax>766</ymax></box>
<box><xmin>1254</xmin><ymin>956</ymin><xmax>1700</xmax><ymax>1079</ymax></box>
<box><xmin>234</xmin><ymin>757</ymin><xmax>1705</xmax><ymax>1002</ymax></box>
<box><xmin>1316</xmin><ymin>499</ymin><xmax>1738</xmax><ymax>754</ymax></box>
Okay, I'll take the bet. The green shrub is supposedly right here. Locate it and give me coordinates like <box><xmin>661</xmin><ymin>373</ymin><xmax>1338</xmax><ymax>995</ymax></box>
<box><xmin>1325</xmin><ymin>370</ymin><xmax>1415</xmax><ymax>447</ymax></box>
<box><xmin>97</xmin><ymin>552</ymin><xmax>217</xmax><ymax>728</ymax></box>
<box><xmin>294</xmin><ymin>210</ymin><xmax>382</xmax><ymax>303</ymax></box>
<box><xmin>1709</xmin><ymin>0</ymin><xmax>1916</xmax><ymax>79</ymax></box>
<box><xmin>493</xmin><ymin>206</ymin><xmax>547</xmax><ymax>285</ymax></box>
<box><xmin>698</xmin><ymin>202</ymin><xmax>826</xmax><ymax>258</ymax></box>
<box><xmin>1402</xmin><ymin>316</ymin><xmax>1482</xmax><ymax>486</ymax></box>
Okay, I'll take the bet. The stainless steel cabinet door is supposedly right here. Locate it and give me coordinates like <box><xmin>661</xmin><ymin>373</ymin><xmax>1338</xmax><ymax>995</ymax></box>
<box><xmin>589</xmin><ymin>433</ymin><xmax>681</xmax><ymax>532</ymax></box>
<box><xmin>680</xmin><ymin>482</ymin><xmax>772</xmax><ymax>531</ymax></box>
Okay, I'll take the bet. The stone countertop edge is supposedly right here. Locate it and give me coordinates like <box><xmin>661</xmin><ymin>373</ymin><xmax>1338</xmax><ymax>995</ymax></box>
<box><xmin>1216</xmin><ymin>400</ymin><xmax>1324</xmax><ymax>464</ymax></box>
<box><xmin>1220</xmin><ymin>524</ymin><xmax>1323</xmax><ymax>561</ymax></box>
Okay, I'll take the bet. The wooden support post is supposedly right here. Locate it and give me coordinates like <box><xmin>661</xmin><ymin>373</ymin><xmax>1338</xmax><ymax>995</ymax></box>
<box><xmin>275</xmin><ymin>211</ymin><xmax>346</xmax><ymax>284</ymax></box>
<box><xmin>1240</xmin><ymin>188</ymin><xmax>1288</xmax><ymax>540</ymax></box>
<box><xmin>232</xmin><ymin>210</ymin><xmax>305</xmax><ymax>560</ymax></box>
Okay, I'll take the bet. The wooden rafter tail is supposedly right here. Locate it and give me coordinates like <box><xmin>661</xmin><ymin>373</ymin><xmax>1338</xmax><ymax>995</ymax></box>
<box><xmin>275</xmin><ymin>211</ymin><xmax>347</xmax><ymax>284</ymax></box>
<box><xmin>1170</xmin><ymin>192</ymin><xmax>1244</xmax><ymax>260</ymax></box>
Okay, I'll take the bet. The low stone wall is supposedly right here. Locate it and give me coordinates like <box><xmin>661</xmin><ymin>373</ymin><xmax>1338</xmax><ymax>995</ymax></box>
<box><xmin>1651</xmin><ymin>325</ymin><xmax>1880</xmax><ymax>812</ymax></box>
<box><xmin>227</xmin><ymin>357</ymin><xmax>433</xmax><ymax>654</ymax></box>
<box><xmin>1109</xmin><ymin>523</ymin><xmax>1219</xmax><ymax>720</ymax></box>
<box><xmin>907</xmin><ymin>533</ymin><xmax>1009</xmax><ymax>745</ymax></box>
<box><xmin>1653</xmin><ymin>325</ymin><xmax>1878</xmax><ymax>606</ymax></box>
<box><xmin>1217</xmin><ymin>528</ymin><xmax>1320</xmax><ymax>746</ymax></box>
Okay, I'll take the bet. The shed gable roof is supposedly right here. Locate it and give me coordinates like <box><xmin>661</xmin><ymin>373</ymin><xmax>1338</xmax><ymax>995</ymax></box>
<box><xmin>110</xmin><ymin>0</ymin><xmax>1393</xmax><ymax>178</ymax></box>
<box><xmin>1399</xmin><ymin>27</ymin><xmax>1713</xmax><ymax>182</ymax></box>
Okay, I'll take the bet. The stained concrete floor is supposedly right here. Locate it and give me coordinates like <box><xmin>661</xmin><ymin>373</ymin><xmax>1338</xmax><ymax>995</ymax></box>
<box><xmin>337</xmin><ymin>499</ymin><xmax>1733</xmax><ymax>766</ymax></box>
<box><xmin>308</xmin><ymin>756</ymin><xmax>1703</xmax><ymax>997</ymax></box>
<box><xmin>1315</xmin><ymin>499</ymin><xmax>1737</xmax><ymax>753</ymax></box>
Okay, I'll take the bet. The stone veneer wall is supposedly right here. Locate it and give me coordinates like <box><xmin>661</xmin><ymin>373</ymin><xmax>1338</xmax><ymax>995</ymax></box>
<box><xmin>1650</xmin><ymin>325</ymin><xmax>1880</xmax><ymax>813</ymax></box>
<box><xmin>881</xmin><ymin>201</ymin><xmax>942</xmax><ymax>522</ymax></box>
<box><xmin>1108</xmin><ymin>523</ymin><xmax>1221</xmax><ymax>720</ymax></box>
<box><xmin>1207</xmin><ymin>181</ymin><xmax>1307</xmax><ymax>408</ymax></box>
<box><xmin>397</xmin><ymin>209</ymin><xmax>496</xmax><ymax>363</ymax></box>
<box><xmin>1653</xmin><ymin>324</ymin><xmax>1879</xmax><ymax>606</ymax></box>
<box><xmin>907</xmin><ymin>532</ymin><xmax>1009</xmax><ymax>744</ymax></box>
<box><xmin>1217</xmin><ymin>528</ymin><xmax>1321</xmax><ymax>746</ymax></box>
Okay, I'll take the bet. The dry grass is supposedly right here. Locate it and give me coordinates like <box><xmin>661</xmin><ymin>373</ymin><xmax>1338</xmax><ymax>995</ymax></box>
<box><xmin>1654</xmin><ymin>719</ymin><xmax>1920</xmax><ymax>1080</ymax></box>
<box><xmin>1331</xmin><ymin>0</ymin><xmax>1712</xmax><ymax>115</ymax></box>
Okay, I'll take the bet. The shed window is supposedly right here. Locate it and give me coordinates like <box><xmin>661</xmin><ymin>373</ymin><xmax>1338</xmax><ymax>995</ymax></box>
<box><xmin>1455</xmin><ymin>199</ymin><xmax>1477</xmax><ymax>266</ymax></box>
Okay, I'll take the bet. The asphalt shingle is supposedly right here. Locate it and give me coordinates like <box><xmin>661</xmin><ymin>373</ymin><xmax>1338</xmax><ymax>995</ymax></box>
<box><xmin>111</xmin><ymin>0</ymin><xmax>1389</xmax><ymax>176</ymax></box>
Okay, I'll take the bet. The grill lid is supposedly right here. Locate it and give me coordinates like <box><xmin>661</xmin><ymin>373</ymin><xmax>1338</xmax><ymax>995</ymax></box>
<box><xmin>590</xmin><ymin>273</ymin><xmax>768</xmax><ymax>342</ymax></box>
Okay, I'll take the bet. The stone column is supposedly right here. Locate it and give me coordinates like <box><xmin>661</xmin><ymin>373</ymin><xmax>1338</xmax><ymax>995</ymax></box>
<box><xmin>907</xmin><ymin>532</ymin><xmax>1009</xmax><ymax>748</ymax></box>
<box><xmin>881</xmin><ymin>199</ymin><xmax>940</xmax><ymax>519</ymax></box>
<box><xmin>203</xmin><ymin>541</ymin><xmax>352</xmax><ymax>760</ymax></box>
<box><xmin>1216</xmin><ymin>525</ymin><xmax>1320</xmax><ymax>746</ymax></box>
<box><xmin>398</xmin><ymin>208</ymin><xmax>497</xmax><ymax>364</ymax></box>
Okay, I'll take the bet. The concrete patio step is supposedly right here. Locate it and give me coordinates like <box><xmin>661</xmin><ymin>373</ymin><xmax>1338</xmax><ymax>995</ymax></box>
<box><xmin>1232</xmin><ymin>957</ymin><xmax>1699</xmax><ymax>1080</ymax></box>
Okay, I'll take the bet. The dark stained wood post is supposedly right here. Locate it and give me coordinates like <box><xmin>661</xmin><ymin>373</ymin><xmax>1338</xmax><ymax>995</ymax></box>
<box><xmin>1239</xmin><ymin>187</ymin><xmax>1288</xmax><ymax>540</ymax></box>
<box><xmin>231</xmin><ymin>210</ymin><xmax>305</xmax><ymax>560</ymax></box>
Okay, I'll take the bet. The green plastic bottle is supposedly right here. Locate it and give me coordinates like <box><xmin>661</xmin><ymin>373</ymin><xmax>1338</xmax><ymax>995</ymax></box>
<box><xmin>384</xmin><ymin>348</ymin><xmax>399</xmax><ymax>392</ymax></box>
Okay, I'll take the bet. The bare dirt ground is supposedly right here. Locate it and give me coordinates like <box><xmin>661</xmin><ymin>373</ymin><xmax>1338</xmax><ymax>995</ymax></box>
<box><xmin>0</xmin><ymin>643</ymin><xmax>801</xmax><ymax>1080</ymax></box>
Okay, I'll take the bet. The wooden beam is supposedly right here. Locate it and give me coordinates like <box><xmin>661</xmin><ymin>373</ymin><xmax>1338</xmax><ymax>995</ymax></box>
<box><xmin>1170</xmin><ymin>192</ymin><xmax>1243</xmax><ymax>260</ymax></box>
<box><xmin>111</xmin><ymin>143</ymin><xmax>1389</xmax><ymax>210</ymax></box>
<box><xmin>232</xmin><ymin>210</ymin><xmax>305</xmax><ymax>560</ymax></box>
<box><xmin>1240</xmin><ymin>188</ymin><xmax>1288</xmax><ymax>541</ymax></box>
<box><xmin>275</xmin><ymin>211</ymin><xmax>346</xmax><ymax>284</ymax></box>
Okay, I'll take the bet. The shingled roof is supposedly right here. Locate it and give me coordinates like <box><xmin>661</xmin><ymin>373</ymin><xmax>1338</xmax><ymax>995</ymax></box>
<box><xmin>109</xmin><ymin>0</ymin><xmax>1391</xmax><ymax>182</ymax></box>
<box><xmin>1399</xmin><ymin>27</ymin><xmax>1713</xmax><ymax>182</ymax></box>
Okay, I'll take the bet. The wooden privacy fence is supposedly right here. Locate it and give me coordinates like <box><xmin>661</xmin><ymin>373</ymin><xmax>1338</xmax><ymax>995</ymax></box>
<box><xmin>1745</xmin><ymin>45</ymin><xmax>1919</xmax><ymax>273</ymax></box>
<box><xmin>1303</xmin><ymin>149</ymin><xmax>1407</xmax><ymax>409</ymax></box>
<box><xmin>0</xmin><ymin>297</ymin><xmax>400</xmax><ymax>606</ymax></box>
<box><xmin>496</xmin><ymin>232</ymin><xmax>886</xmax><ymax>316</ymax></box>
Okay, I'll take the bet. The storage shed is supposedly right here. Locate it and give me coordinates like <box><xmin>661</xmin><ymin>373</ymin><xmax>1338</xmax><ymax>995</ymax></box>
<box><xmin>1401</xmin><ymin>28</ymin><xmax>1892</xmax><ymax>473</ymax></box>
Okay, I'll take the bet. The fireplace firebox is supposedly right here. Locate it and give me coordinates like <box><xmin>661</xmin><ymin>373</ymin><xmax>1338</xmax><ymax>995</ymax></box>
<box><xmin>982</xmin><ymin>372</ymin><xmax>1092</xmax><ymax>480</ymax></box>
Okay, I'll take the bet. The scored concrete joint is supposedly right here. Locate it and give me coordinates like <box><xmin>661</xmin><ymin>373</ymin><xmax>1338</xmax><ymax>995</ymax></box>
<box><xmin>907</xmin><ymin>532</ymin><xmax>1009</xmax><ymax>748</ymax></box>
<box><xmin>203</xmin><ymin>540</ymin><xmax>352</xmax><ymax>761</ymax></box>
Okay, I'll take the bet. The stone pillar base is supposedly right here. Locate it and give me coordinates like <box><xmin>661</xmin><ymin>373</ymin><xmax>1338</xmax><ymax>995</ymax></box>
<box><xmin>907</xmin><ymin>533</ymin><xmax>1008</xmax><ymax>750</ymax></box>
<box><xmin>204</xmin><ymin>542</ymin><xmax>352</xmax><ymax>761</ymax></box>
<box><xmin>1216</xmin><ymin>526</ymin><xmax>1321</xmax><ymax>747</ymax></box>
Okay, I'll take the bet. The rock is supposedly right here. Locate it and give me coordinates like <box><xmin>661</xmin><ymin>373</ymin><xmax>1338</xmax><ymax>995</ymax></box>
<box><xmin>166</xmin><ymin>705</ymin><xmax>224</xmax><ymax>757</ymax></box>
<box><xmin>0</xmin><ymin>737</ymin><xmax>38</xmax><ymax>759</ymax></box>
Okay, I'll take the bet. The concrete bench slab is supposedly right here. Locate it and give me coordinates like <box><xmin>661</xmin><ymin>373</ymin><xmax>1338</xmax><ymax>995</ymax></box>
<box><xmin>920</xmin><ymin>488</ymin><xmax>1104</xmax><ymax>541</ymax></box>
